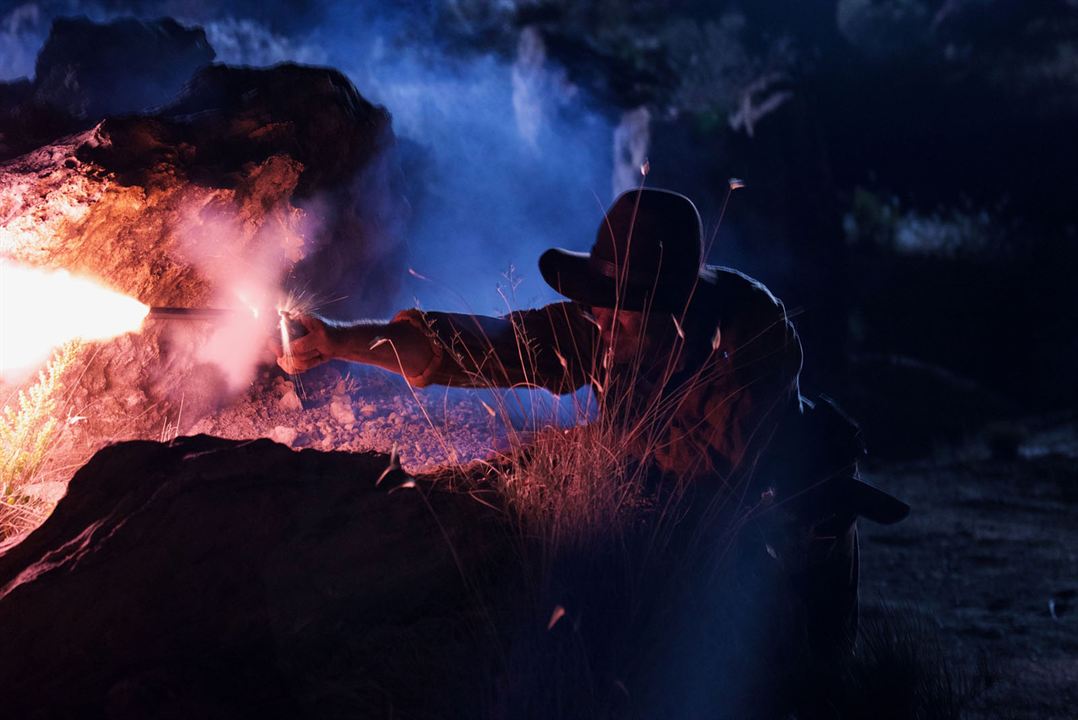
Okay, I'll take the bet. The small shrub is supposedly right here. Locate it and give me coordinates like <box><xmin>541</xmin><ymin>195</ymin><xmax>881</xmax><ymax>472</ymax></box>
<box><xmin>0</xmin><ymin>341</ymin><xmax>81</xmax><ymax>540</ymax></box>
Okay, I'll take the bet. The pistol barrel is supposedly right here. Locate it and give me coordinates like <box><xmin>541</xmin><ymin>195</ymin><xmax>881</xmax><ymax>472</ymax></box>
<box><xmin>147</xmin><ymin>307</ymin><xmax>235</xmax><ymax>321</ymax></box>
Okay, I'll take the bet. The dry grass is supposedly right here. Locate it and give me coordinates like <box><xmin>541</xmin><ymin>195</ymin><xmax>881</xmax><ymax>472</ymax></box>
<box><xmin>830</xmin><ymin>604</ymin><xmax>989</xmax><ymax>720</ymax></box>
<box><xmin>0</xmin><ymin>341</ymin><xmax>81</xmax><ymax>540</ymax></box>
<box><xmin>389</xmin><ymin>263</ymin><xmax>772</xmax><ymax>717</ymax></box>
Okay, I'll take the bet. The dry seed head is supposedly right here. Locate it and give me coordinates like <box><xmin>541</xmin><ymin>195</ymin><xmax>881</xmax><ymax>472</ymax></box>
<box><xmin>547</xmin><ymin>604</ymin><xmax>567</xmax><ymax>630</ymax></box>
<box><xmin>671</xmin><ymin>314</ymin><xmax>685</xmax><ymax>342</ymax></box>
<box><xmin>710</xmin><ymin>325</ymin><xmax>722</xmax><ymax>352</ymax></box>
<box><xmin>376</xmin><ymin>444</ymin><xmax>402</xmax><ymax>486</ymax></box>
<box><xmin>388</xmin><ymin>479</ymin><xmax>417</xmax><ymax>494</ymax></box>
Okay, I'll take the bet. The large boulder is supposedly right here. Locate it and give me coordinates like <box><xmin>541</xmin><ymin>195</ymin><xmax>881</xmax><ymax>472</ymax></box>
<box><xmin>0</xmin><ymin>17</ymin><xmax>215</xmax><ymax>162</ymax></box>
<box><xmin>32</xmin><ymin>17</ymin><xmax>215</xmax><ymax>121</ymax></box>
<box><xmin>0</xmin><ymin>435</ymin><xmax>509</xmax><ymax>718</ymax></box>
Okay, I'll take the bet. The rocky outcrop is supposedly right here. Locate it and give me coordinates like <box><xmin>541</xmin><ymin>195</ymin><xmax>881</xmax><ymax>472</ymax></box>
<box><xmin>32</xmin><ymin>17</ymin><xmax>215</xmax><ymax>121</ymax></box>
<box><xmin>0</xmin><ymin>435</ymin><xmax>509</xmax><ymax>718</ymax></box>
<box><xmin>0</xmin><ymin>17</ymin><xmax>215</xmax><ymax>162</ymax></box>
<box><xmin>2</xmin><ymin>59</ymin><xmax>406</xmax><ymax>312</ymax></box>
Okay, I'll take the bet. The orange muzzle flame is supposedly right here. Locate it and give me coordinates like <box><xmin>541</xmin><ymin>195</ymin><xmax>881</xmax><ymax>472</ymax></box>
<box><xmin>0</xmin><ymin>260</ymin><xmax>149</xmax><ymax>377</ymax></box>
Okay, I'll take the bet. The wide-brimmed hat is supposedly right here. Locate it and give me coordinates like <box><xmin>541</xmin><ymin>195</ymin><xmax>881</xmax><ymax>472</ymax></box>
<box><xmin>539</xmin><ymin>188</ymin><xmax>704</xmax><ymax>311</ymax></box>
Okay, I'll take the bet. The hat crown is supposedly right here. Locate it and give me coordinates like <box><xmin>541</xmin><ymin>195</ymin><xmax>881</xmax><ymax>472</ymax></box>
<box><xmin>592</xmin><ymin>189</ymin><xmax>704</xmax><ymax>286</ymax></box>
<box><xmin>538</xmin><ymin>188</ymin><xmax>705</xmax><ymax>311</ymax></box>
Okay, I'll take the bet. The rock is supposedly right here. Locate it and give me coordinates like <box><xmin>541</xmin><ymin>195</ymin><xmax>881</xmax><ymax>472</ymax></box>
<box><xmin>278</xmin><ymin>390</ymin><xmax>303</xmax><ymax>412</ymax></box>
<box><xmin>0</xmin><ymin>436</ymin><xmax>508</xmax><ymax>717</ymax></box>
<box><xmin>32</xmin><ymin>17</ymin><xmax>215</xmax><ymax>121</ymax></box>
<box><xmin>0</xmin><ymin>18</ymin><xmax>215</xmax><ymax>163</ymax></box>
<box><xmin>269</xmin><ymin>425</ymin><xmax>297</xmax><ymax>445</ymax></box>
<box><xmin>0</xmin><ymin>77</ymin><xmax>74</xmax><ymax>162</ymax></box>
<box><xmin>329</xmin><ymin>395</ymin><xmax>356</xmax><ymax>426</ymax></box>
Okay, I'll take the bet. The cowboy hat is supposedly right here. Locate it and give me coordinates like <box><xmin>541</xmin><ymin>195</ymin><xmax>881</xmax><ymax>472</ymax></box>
<box><xmin>539</xmin><ymin>188</ymin><xmax>704</xmax><ymax>311</ymax></box>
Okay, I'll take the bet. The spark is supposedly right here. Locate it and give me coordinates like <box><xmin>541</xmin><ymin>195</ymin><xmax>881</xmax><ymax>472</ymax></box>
<box><xmin>728</xmin><ymin>177</ymin><xmax>745</xmax><ymax>190</ymax></box>
<box><xmin>640</xmin><ymin>159</ymin><xmax>650</xmax><ymax>177</ymax></box>
<box><xmin>547</xmin><ymin>604</ymin><xmax>566</xmax><ymax>630</ymax></box>
<box><xmin>278</xmin><ymin>312</ymin><xmax>292</xmax><ymax>357</ymax></box>
<box><xmin>234</xmin><ymin>289</ymin><xmax>261</xmax><ymax>319</ymax></box>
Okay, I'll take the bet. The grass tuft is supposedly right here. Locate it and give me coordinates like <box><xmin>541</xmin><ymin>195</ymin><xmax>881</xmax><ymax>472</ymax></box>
<box><xmin>0</xmin><ymin>341</ymin><xmax>81</xmax><ymax>540</ymax></box>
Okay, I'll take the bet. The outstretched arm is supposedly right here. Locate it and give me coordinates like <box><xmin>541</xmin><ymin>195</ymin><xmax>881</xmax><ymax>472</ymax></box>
<box><xmin>273</xmin><ymin>303</ymin><xmax>597</xmax><ymax>393</ymax></box>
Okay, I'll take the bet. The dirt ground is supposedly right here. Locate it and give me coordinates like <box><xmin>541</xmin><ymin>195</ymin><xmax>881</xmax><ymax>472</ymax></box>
<box><xmin>859</xmin><ymin>421</ymin><xmax>1078</xmax><ymax>719</ymax></box>
<box><xmin>186</xmin><ymin>361</ymin><xmax>583</xmax><ymax>471</ymax></box>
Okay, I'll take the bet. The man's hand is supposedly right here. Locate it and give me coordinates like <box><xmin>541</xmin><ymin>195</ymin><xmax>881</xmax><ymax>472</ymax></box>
<box><xmin>268</xmin><ymin>311</ymin><xmax>435</xmax><ymax>380</ymax></box>
<box><xmin>273</xmin><ymin>313</ymin><xmax>338</xmax><ymax>374</ymax></box>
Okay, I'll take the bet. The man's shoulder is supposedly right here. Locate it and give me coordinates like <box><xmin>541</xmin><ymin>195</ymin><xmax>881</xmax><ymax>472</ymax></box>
<box><xmin>696</xmin><ymin>265</ymin><xmax>786</xmax><ymax>316</ymax></box>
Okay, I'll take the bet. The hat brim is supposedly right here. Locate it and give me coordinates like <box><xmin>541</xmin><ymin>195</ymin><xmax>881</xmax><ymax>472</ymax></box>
<box><xmin>539</xmin><ymin>247</ymin><xmax>688</xmax><ymax>312</ymax></box>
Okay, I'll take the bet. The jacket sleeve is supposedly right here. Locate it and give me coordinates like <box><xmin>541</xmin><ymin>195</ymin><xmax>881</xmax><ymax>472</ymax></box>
<box><xmin>391</xmin><ymin>302</ymin><xmax>597</xmax><ymax>394</ymax></box>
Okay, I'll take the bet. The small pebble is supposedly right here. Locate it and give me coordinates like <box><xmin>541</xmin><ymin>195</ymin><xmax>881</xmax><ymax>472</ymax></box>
<box><xmin>330</xmin><ymin>396</ymin><xmax>356</xmax><ymax>425</ymax></box>
<box><xmin>269</xmin><ymin>425</ymin><xmax>297</xmax><ymax>445</ymax></box>
<box><xmin>278</xmin><ymin>390</ymin><xmax>303</xmax><ymax>412</ymax></box>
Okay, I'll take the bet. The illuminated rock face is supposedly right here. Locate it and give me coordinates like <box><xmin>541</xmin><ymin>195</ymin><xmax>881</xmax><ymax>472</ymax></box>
<box><xmin>0</xmin><ymin>59</ymin><xmax>409</xmax><ymax>441</ymax></box>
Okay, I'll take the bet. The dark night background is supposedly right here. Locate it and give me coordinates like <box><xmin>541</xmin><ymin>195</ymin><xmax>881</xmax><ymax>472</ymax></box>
<box><xmin>0</xmin><ymin>1</ymin><xmax>1075</xmax><ymax>717</ymax></box>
